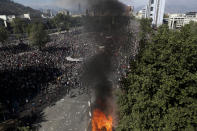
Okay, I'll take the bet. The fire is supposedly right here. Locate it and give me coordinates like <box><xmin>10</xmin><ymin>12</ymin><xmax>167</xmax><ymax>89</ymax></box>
<box><xmin>92</xmin><ymin>109</ymin><xmax>113</xmax><ymax>131</ymax></box>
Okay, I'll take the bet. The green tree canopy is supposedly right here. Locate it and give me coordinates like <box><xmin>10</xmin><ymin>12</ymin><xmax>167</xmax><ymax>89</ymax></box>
<box><xmin>28</xmin><ymin>23</ymin><xmax>49</xmax><ymax>50</ymax></box>
<box><xmin>138</xmin><ymin>18</ymin><xmax>153</xmax><ymax>54</ymax></box>
<box><xmin>53</xmin><ymin>13</ymin><xmax>71</xmax><ymax>32</ymax></box>
<box><xmin>117</xmin><ymin>23</ymin><xmax>197</xmax><ymax>130</ymax></box>
<box><xmin>11</xmin><ymin>18</ymin><xmax>29</xmax><ymax>39</ymax></box>
<box><xmin>0</xmin><ymin>26</ymin><xmax>8</xmax><ymax>45</ymax></box>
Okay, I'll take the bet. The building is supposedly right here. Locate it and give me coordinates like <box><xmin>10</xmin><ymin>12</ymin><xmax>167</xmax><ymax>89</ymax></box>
<box><xmin>136</xmin><ymin>8</ymin><xmax>147</xmax><ymax>19</ymax></box>
<box><xmin>136</xmin><ymin>0</ymin><xmax>166</xmax><ymax>27</ymax></box>
<box><xmin>184</xmin><ymin>12</ymin><xmax>197</xmax><ymax>25</ymax></box>
<box><xmin>0</xmin><ymin>15</ymin><xmax>9</xmax><ymax>27</ymax></box>
<box><xmin>0</xmin><ymin>13</ymin><xmax>31</xmax><ymax>27</ymax></box>
<box><xmin>168</xmin><ymin>14</ymin><xmax>185</xmax><ymax>29</ymax></box>
<box><xmin>168</xmin><ymin>12</ymin><xmax>197</xmax><ymax>29</ymax></box>
<box><xmin>146</xmin><ymin>0</ymin><xmax>166</xmax><ymax>27</ymax></box>
<box><xmin>40</xmin><ymin>9</ymin><xmax>56</xmax><ymax>18</ymax></box>
<box><xmin>58</xmin><ymin>10</ymin><xmax>70</xmax><ymax>16</ymax></box>
<box><xmin>19</xmin><ymin>14</ymin><xmax>31</xmax><ymax>20</ymax></box>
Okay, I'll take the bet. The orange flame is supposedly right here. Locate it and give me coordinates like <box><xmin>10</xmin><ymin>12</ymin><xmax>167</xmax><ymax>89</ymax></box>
<box><xmin>92</xmin><ymin>109</ymin><xmax>113</xmax><ymax>131</ymax></box>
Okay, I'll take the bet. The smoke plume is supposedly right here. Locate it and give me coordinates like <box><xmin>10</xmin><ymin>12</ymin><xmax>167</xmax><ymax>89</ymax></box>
<box><xmin>54</xmin><ymin>0</ymin><xmax>88</xmax><ymax>10</ymax></box>
<box><xmin>83</xmin><ymin>0</ymin><xmax>130</xmax><ymax>118</ymax></box>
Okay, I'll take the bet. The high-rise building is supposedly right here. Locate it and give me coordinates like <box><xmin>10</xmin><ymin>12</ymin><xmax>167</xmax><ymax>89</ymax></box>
<box><xmin>147</xmin><ymin>0</ymin><xmax>166</xmax><ymax>27</ymax></box>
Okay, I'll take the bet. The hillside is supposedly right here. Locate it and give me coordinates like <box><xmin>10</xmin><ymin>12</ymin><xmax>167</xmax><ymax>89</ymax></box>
<box><xmin>0</xmin><ymin>0</ymin><xmax>41</xmax><ymax>16</ymax></box>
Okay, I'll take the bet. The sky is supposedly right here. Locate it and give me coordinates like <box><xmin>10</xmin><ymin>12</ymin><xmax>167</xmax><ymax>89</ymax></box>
<box><xmin>14</xmin><ymin>0</ymin><xmax>147</xmax><ymax>8</ymax></box>
<box><xmin>14</xmin><ymin>0</ymin><xmax>197</xmax><ymax>12</ymax></box>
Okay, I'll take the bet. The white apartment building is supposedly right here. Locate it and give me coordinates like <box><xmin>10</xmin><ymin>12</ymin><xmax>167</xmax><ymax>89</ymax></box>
<box><xmin>168</xmin><ymin>12</ymin><xmax>197</xmax><ymax>29</ymax></box>
<box><xmin>0</xmin><ymin>13</ymin><xmax>31</xmax><ymax>27</ymax></box>
<box><xmin>147</xmin><ymin>0</ymin><xmax>166</xmax><ymax>27</ymax></box>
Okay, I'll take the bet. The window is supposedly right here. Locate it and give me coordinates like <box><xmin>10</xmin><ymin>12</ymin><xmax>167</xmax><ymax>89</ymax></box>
<box><xmin>151</xmin><ymin>0</ymin><xmax>154</xmax><ymax>4</ymax></box>
<box><xmin>150</xmin><ymin>14</ymin><xmax>153</xmax><ymax>16</ymax></box>
<box><xmin>151</xmin><ymin>7</ymin><xmax>154</xmax><ymax>11</ymax></box>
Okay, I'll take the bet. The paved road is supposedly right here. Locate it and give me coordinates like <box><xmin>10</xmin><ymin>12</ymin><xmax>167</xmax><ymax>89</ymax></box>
<box><xmin>39</xmin><ymin>93</ymin><xmax>90</xmax><ymax>131</ymax></box>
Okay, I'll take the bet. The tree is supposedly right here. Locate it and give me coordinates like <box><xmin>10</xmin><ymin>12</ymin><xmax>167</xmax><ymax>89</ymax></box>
<box><xmin>70</xmin><ymin>17</ymin><xmax>82</xmax><ymax>27</ymax></box>
<box><xmin>138</xmin><ymin>18</ymin><xmax>152</xmax><ymax>54</ymax></box>
<box><xmin>65</xmin><ymin>22</ymin><xmax>70</xmax><ymax>32</ymax></box>
<box><xmin>11</xmin><ymin>18</ymin><xmax>29</xmax><ymax>40</ymax></box>
<box><xmin>117</xmin><ymin>24</ymin><xmax>197</xmax><ymax>130</ymax></box>
<box><xmin>53</xmin><ymin>13</ymin><xmax>71</xmax><ymax>32</ymax></box>
<box><xmin>0</xmin><ymin>26</ymin><xmax>8</xmax><ymax>45</ymax></box>
<box><xmin>28</xmin><ymin>23</ymin><xmax>49</xmax><ymax>50</ymax></box>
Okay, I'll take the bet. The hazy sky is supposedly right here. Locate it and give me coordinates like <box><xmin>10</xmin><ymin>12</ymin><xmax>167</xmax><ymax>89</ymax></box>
<box><xmin>14</xmin><ymin>0</ymin><xmax>197</xmax><ymax>11</ymax></box>
<box><xmin>14</xmin><ymin>0</ymin><xmax>146</xmax><ymax>7</ymax></box>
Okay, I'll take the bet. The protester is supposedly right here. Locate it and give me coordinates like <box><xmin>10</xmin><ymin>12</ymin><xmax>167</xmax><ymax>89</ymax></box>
<box><xmin>0</xmin><ymin>27</ymin><xmax>133</xmax><ymax>121</ymax></box>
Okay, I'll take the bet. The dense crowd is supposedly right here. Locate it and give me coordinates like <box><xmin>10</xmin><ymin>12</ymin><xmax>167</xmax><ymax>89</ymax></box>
<box><xmin>0</xmin><ymin>27</ymin><xmax>136</xmax><ymax>123</ymax></box>
<box><xmin>0</xmin><ymin>28</ymin><xmax>94</xmax><ymax>121</ymax></box>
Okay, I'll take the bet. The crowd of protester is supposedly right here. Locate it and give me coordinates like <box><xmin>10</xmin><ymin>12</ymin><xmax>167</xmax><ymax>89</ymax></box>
<box><xmin>0</xmin><ymin>27</ymin><xmax>134</xmax><ymax>124</ymax></box>
<box><xmin>0</xmin><ymin>28</ymin><xmax>93</xmax><ymax>121</ymax></box>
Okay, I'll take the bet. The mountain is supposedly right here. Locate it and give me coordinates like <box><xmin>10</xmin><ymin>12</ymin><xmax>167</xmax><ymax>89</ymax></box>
<box><xmin>0</xmin><ymin>0</ymin><xmax>41</xmax><ymax>16</ymax></box>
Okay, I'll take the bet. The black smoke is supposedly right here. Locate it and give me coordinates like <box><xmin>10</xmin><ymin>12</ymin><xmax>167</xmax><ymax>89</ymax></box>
<box><xmin>83</xmin><ymin>0</ymin><xmax>130</xmax><ymax>116</ymax></box>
